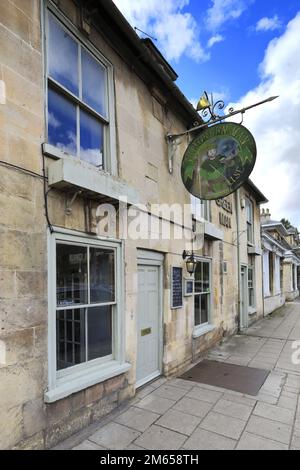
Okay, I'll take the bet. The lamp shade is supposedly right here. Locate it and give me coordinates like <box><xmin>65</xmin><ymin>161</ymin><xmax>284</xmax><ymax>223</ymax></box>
<box><xmin>186</xmin><ymin>255</ymin><xmax>196</xmax><ymax>275</ymax></box>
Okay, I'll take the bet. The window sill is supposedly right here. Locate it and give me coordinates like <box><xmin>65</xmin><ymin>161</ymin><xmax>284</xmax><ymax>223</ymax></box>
<box><xmin>192</xmin><ymin>324</ymin><xmax>215</xmax><ymax>339</ymax></box>
<box><xmin>247</xmin><ymin>245</ymin><xmax>262</xmax><ymax>256</ymax></box>
<box><xmin>204</xmin><ymin>221</ymin><xmax>223</xmax><ymax>241</ymax></box>
<box><xmin>44</xmin><ymin>360</ymin><xmax>131</xmax><ymax>403</ymax></box>
<box><xmin>47</xmin><ymin>153</ymin><xmax>139</xmax><ymax>205</ymax></box>
<box><xmin>248</xmin><ymin>307</ymin><xmax>257</xmax><ymax>316</ymax></box>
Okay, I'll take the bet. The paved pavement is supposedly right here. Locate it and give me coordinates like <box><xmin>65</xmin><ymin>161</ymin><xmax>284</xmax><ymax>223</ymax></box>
<box><xmin>57</xmin><ymin>301</ymin><xmax>300</xmax><ymax>450</ymax></box>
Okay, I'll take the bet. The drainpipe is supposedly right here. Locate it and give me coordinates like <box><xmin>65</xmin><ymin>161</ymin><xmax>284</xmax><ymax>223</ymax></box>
<box><xmin>235</xmin><ymin>189</ymin><xmax>241</xmax><ymax>332</ymax></box>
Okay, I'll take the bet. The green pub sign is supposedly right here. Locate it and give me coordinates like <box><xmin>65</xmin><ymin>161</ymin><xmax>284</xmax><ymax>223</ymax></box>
<box><xmin>181</xmin><ymin>122</ymin><xmax>256</xmax><ymax>200</ymax></box>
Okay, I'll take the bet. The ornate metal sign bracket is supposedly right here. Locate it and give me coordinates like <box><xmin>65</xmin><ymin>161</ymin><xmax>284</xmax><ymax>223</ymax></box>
<box><xmin>166</xmin><ymin>93</ymin><xmax>278</xmax><ymax>174</ymax></box>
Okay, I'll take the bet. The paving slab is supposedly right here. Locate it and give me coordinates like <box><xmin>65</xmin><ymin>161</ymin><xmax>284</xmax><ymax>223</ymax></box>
<box><xmin>254</xmin><ymin>392</ymin><xmax>278</xmax><ymax>405</ymax></box>
<box><xmin>291</xmin><ymin>430</ymin><xmax>300</xmax><ymax>449</ymax></box>
<box><xmin>277</xmin><ymin>394</ymin><xmax>298</xmax><ymax>411</ymax></box>
<box><xmin>186</xmin><ymin>386</ymin><xmax>223</xmax><ymax>404</ymax></box>
<box><xmin>200</xmin><ymin>411</ymin><xmax>246</xmax><ymax>440</ymax></box>
<box><xmin>89</xmin><ymin>422</ymin><xmax>140</xmax><ymax>450</ymax></box>
<box><xmin>136</xmin><ymin>385</ymin><xmax>156</xmax><ymax>399</ymax></box>
<box><xmin>245</xmin><ymin>415</ymin><xmax>292</xmax><ymax>444</ymax></box>
<box><xmin>222</xmin><ymin>392</ymin><xmax>256</xmax><ymax>408</ymax></box>
<box><xmin>182</xmin><ymin>428</ymin><xmax>236</xmax><ymax>450</ymax></box>
<box><xmin>167</xmin><ymin>378</ymin><xmax>195</xmax><ymax>391</ymax></box>
<box><xmin>236</xmin><ymin>432</ymin><xmax>288</xmax><ymax>450</ymax></box>
<box><xmin>151</xmin><ymin>384</ymin><xmax>187</xmax><ymax>401</ymax></box>
<box><xmin>73</xmin><ymin>440</ymin><xmax>107</xmax><ymax>450</ymax></box>
<box><xmin>213</xmin><ymin>398</ymin><xmax>253</xmax><ymax>421</ymax></box>
<box><xmin>253</xmin><ymin>402</ymin><xmax>295</xmax><ymax>425</ymax></box>
<box><xmin>114</xmin><ymin>406</ymin><xmax>160</xmax><ymax>432</ymax></box>
<box><xmin>173</xmin><ymin>396</ymin><xmax>212</xmax><ymax>418</ymax></box>
<box><xmin>156</xmin><ymin>409</ymin><xmax>201</xmax><ymax>436</ymax></box>
<box><xmin>126</xmin><ymin>444</ymin><xmax>145</xmax><ymax>450</ymax></box>
<box><xmin>133</xmin><ymin>425</ymin><xmax>187</xmax><ymax>450</ymax></box>
<box><xmin>135</xmin><ymin>394</ymin><xmax>175</xmax><ymax>414</ymax></box>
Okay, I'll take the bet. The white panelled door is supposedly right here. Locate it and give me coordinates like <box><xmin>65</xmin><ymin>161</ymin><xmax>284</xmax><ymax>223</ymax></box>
<box><xmin>136</xmin><ymin>264</ymin><xmax>161</xmax><ymax>387</ymax></box>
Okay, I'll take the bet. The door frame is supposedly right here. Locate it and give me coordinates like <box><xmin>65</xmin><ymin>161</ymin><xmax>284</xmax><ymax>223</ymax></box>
<box><xmin>136</xmin><ymin>250</ymin><xmax>164</xmax><ymax>388</ymax></box>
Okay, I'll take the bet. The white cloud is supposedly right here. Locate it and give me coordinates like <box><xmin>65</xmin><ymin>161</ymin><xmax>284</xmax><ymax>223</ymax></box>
<box><xmin>211</xmin><ymin>89</ymin><xmax>230</xmax><ymax>103</ymax></box>
<box><xmin>206</xmin><ymin>0</ymin><xmax>249</xmax><ymax>31</ymax></box>
<box><xmin>48</xmin><ymin>112</ymin><xmax>61</xmax><ymax>129</ymax></box>
<box><xmin>207</xmin><ymin>34</ymin><xmax>224</xmax><ymax>48</ymax></box>
<box><xmin>226</xmin><ymin>12</ymin><xmax>300</xmax><ymax>228</ymax></box>
<box><xmin>256</xmin><ymin>15</ymin><xmax>281</xmax><ymax>32</ymax></box>
<box><xmin>112</xmin><ymin>0</ymin><xmax>209</xmax><ymax>62</ymax></box>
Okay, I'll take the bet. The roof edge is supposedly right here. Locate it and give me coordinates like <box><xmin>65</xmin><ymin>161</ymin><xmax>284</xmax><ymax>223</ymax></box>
<box><xmin>245</xmin><ymin>178</ymin><xmax>268</xmax><ymax>204</ymax></box>
<box><xmin>95</xmin><ymin>0</ymin><xmax>202</xmax><ymax>127</ymax></box>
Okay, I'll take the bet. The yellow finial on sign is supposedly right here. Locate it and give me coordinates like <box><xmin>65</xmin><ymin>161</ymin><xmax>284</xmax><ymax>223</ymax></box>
<box><xmin>196</xmin><ymin>92</ymin><xmax>210</xmax><ymax>111</ymax></box>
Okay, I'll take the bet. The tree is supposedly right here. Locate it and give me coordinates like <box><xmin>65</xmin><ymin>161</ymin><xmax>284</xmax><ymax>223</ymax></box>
<box><xmin>281</xmin><ymin>218</ymin><xmax>292</xmax><ymax>230</ymax></box>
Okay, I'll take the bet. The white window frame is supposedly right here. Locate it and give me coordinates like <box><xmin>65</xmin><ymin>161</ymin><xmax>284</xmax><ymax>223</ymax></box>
<box><xmin>42</xmin><ymin>1</ymin><xmax>117</xmax><ymax>175</ymax></box>
<box><xmin>191</xmin><ymin>195</ymin><xmax>210</xmax><ymax>222</ymax></box>
<box><xmin>274</xmin><ymin>255</ymin><xmax>281</xmax><ymax>294</ymax></box>
<box><xmin>192</xmin><ymin>257</ymin><xmax>214</xmax><ymax>338</ymax></box>
<box><xmin>46</xmin><ymin>228</ymin><xmax>129</xmax><ymax>403</ymax></box>
<box><xmin>247</xmin><ymin>262</ymin><xmax>256</xmax><ymax>314</ymax></box>
<box><xmin>246</xmin><ymin>197</ymin><xmax>254</xmax><ymax>245</ymax></box>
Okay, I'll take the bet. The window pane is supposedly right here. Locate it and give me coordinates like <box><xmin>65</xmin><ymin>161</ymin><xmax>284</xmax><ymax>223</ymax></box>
<box><xmin>56</xmin><ymin>308</ymin><xmax>86</xmax><ymax>370</ymax></box>
<box><xmin>48</xmin><ymin>14</ymin><xmax>79</xmax><ymax>95</ymax></box>
<box><xmin>201</xmin><ymin>294</ymin><xmax>209</xmax><ymax>324</ymax></box>
<box><xmin>87</xmin><ymin>306</ymin><xmax>112</xmax><ymax>360</ymax></box>
<box><xmin>202</xmin><ymin>262</ymin><xmax>210</xmax><ymax>292</ymax></box>
<box><xmin>249</xmin><ymin>288</ymin><xmax>254</xmax><ymax>307</ymax></box>
<box><xmin>90</xmin><ymin>248</ymin><xmax>115</xmax><ymax>303</ymax></box>
<box><xmin>248</xmin><ymin>267</ymin><xmax>253</xmax><ymax>287</ymax></box>
<box><xmin>194</xmin><ymin>295</ymin><xmax>201</xmax><ymax>326</ymax></box>
<box><xmin>194</xmin><ymin>281</ymin><xmax>202</xmax><ymax>293</ymax></box>
<box><xmin>247</xmin><ymin>222</ymin><xmax>253</xmax><ymax>243</ymax></box>
<box><xmin>194</xmin><ymin>262</ymin><xmax>210</xmax><ymax>293</ymax></box>
<box><xmin>80</xmin><ymin>110</ymin><xmax>104</xmax><ymax>167</ymax></box>
<box><xmin>194</xmin><ymin>262</ymin><xmax>202</xmax><ymax>284</ymax></box>
<box><xmin>48</xmin><ymin>87</ymin><xmax>77</xmax><ymax>155</ymax></box>
<box><xmin>56</xmin><ymin>244</ymin><xmax>88</xmax><ymax>306</ymax></box>
<box><xmin>82</xmin><ymin>48</ymin><xmax>106</xmax><ymax>116</ymax></box>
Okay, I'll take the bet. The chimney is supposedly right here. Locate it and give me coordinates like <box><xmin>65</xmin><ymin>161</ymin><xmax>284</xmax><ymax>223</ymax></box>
<box><xmin>260</xmin><ymin>208</ymin><xmax>271</xmax><ymax>223</ymax></box>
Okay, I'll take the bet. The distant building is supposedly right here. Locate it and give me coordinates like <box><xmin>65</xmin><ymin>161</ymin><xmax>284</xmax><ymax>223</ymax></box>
<box><xmin>261</xmin><ymin>209</ymin><xmax>300</xmax><ymax>315</ymax></box>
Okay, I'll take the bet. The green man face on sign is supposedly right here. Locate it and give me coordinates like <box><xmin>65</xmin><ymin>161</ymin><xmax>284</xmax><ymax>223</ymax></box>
<box><xmin>181</xmin><ymin>123</ymin><xmax>256</xmax><ymax>200</ymax></box>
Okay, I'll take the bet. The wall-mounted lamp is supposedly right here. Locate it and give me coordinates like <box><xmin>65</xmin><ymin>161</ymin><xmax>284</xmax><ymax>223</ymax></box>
<box><xmin>182</xmin><ymin>250</ymin><xmax>197</xmax><ymax>276</ymax></box>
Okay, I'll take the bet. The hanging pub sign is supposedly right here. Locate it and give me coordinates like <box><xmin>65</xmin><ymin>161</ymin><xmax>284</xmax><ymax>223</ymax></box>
<box><xmin>181</xmin><ymin>122</ymin><xmax>257</xmax><ymax>200</ymax></box>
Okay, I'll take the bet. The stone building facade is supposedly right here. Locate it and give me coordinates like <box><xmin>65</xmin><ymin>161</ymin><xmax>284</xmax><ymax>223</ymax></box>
<box><xmin>0</xmin><ymin>0</ymin><xmax>267</xmax><ymax>449</ymax></box>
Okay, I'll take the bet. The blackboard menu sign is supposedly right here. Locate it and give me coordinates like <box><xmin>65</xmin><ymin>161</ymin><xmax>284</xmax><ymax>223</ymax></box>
<box><xmin>171</xmin><ymin>267</ymin><xmax>183</xmax><ymax>309</ymax></box>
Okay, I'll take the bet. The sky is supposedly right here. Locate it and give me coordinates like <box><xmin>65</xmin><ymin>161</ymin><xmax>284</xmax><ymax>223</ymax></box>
<box><xmin>112</xmin><ymin>0</ymin><xmax>300</xmax><ymax>228</ymax></box>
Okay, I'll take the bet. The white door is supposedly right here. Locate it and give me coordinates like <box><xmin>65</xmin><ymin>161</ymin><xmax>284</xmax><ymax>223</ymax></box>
<box><xmin>136</xmin><ymin>264</ymin><xmax>161</xmax><ymax>387</ymax></box>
